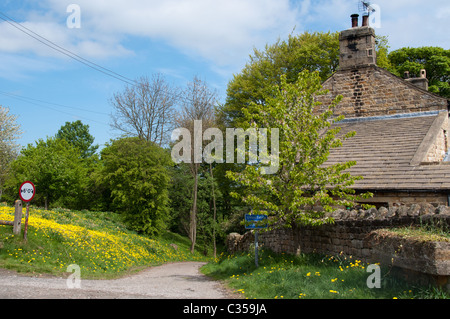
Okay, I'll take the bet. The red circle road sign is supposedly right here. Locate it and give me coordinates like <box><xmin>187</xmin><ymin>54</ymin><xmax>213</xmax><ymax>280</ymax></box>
<box><xmin>19</xmin><ymin>181</ymin><xmax>35</xmax><ymax>202</ymax></box>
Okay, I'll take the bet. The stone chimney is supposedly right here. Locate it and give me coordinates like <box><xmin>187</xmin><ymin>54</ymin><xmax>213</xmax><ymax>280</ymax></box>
<box><xmin>405</xmin><ymin>69</ymin><xmax>429</xmax><ymax>91</ymax></box>
<box><xmin>339</xmin><ymin>14</ymin><xmax>377</xmax><ymax>70</ymax></box>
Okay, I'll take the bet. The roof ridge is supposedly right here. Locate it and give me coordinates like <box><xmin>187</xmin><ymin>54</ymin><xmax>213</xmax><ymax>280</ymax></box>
<box><xmin>336</xmin><ymin>110</ymin><xmax>443</xmax><ymax>124</ymax></box>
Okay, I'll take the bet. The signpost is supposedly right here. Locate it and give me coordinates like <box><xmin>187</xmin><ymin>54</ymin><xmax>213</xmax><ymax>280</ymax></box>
<box><xmin>245</xmin><ymin>214</ymin><xmax>268</xmax><ymax>268</ymax></box>
<box><xmin>19</xmin><ymin>181</ymin><xmax>35</xmax><ymax>242</ymax></box>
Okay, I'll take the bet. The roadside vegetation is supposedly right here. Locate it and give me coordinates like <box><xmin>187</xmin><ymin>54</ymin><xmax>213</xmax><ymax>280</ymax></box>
<box><xmin>1</xmin><ymin>202</ymin><xmax>449</xmax><ymax>299</ymax></box>
<box><xmin>202</xmin><ymin>249</ymin><xmax>450</xmax><ymax>299</ymax></box>
<box><xmin>387</xmin><ymin>222</ymin><xmax>450</xmax><ymax>242</ymax></box>
<box><xmin>0</xmin><ymin>204</ymin><xmax>210</xmax><ymax>279</ymax></box>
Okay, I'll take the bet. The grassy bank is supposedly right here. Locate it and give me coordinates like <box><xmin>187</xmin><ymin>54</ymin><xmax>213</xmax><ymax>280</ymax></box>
<box><xmin>202</xmin><ymin>249</ymin><xmax>450</xmax><ymax>299</ymax></box>
<box><xmin>0</xmin><ymin>204</ymin><xmax>210</xmax><ymax>279</ymax></box>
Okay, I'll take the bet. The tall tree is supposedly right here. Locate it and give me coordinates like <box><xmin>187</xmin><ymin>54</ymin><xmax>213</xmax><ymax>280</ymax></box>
<box><xmin>56</xmin><ymin>120</ymin><xmax>99</xmax><ymax>158</ymax></box>
<box><xmin>100</xmin><ymin>137</ymin><xmax>172</xmax><ymax>236</ymax></box>
<box><xmin>388</xmin><ymin>46</ymin><xmax>450</xmax><ymax>98</ymax></box>
<box><xmin>5</xmin><ymin>138</ymin><xmax>88</xmax><ymax>209</ymax></box>
<box><xmin>226</xmin><ymin>71</ymin><xmax>372</xmax><ymax>231</ymax></box>
<box><xmin>110</xmin><ymin>73</ymin><xmax>179</xmax><ymax>146</ymax></box>
<box><xmin>0</xmin><ymin>106</ymin><xmax>22</xmax><ymax>200</ymax></box>
<box><xmin>167</xmin><ymin>163</ymin><xmax>194</xmax><ymax>234</ymax></box>
<box><xmin>219</xmin><ymin>31</ymin><xmax>340</xmax><ymax>128</ymax></box>
<box><xmin>209</xmin><ymin>163</ymin><xmax>217</xmax><ymax>258</ymax></box>
<box><xmin>172</xmin><ymin>76</ymin><xmax>217</xmax><ymax>253</ymax></box>
<box><xmin>219</xmin><ymin>31</ymin><xmax>392</xmax><ymax>128</ymax></box>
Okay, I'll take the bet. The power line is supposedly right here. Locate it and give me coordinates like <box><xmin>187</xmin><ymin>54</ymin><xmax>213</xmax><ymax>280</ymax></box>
<box><xmin>0</xmin><ymin>90</ymin><xmax>109</xmax><ymax>116</ymax></box>
<box><xmin>0</xmin><ymin>11</ymin><xmax>137</xmax><ymax>87</ymax></box>
<box><xmin>0</xmin><ymin>91</ymin><xmax>110</xmax><ymax>127</ymax></box>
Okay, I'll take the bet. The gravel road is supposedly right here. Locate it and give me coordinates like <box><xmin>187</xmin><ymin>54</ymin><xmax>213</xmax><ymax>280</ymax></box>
<box><xmin>0</xmin><ymin>262</ymin><xmax>234</xmax><ymax>299</ymax></box>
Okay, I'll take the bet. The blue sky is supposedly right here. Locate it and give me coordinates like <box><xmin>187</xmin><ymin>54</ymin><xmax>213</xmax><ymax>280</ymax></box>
<box><xmin>1</xmin><ymin>0</ymin><xmax>449</xmax><ymax>151</ymax></box>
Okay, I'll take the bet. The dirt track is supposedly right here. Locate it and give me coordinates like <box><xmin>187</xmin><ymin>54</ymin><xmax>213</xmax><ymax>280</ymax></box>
<box><xmin>0</xmin><ymin>262</ymin><xmax>233</xmax><ymax>299</ymax></box>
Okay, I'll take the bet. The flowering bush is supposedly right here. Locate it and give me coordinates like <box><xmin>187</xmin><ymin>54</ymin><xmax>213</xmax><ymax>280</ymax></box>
<box><xmin>0</xmin><ymin>205</ymin><xmax>207</xmax><ymax>277</ymax></box>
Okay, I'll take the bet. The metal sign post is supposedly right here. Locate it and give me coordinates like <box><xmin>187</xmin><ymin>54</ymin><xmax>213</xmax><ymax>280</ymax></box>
<box><xmin>19</xmin><ymin>181</ymin><xmax>35</xmax><ymax>242</ymax></box>
<box><xmin>245</xmin><ymin>214</ymin><xmax>268</xmax><ymax>268</ymax></box>
<box><xmin>23</xmin><ymin>204</ymin><xmax>30</xmax><ymax>242</ymax></box>
<box><xmin>254</xmin><ymin>230</ymin><xmax>259</xmax><ymax>268</ymax></box>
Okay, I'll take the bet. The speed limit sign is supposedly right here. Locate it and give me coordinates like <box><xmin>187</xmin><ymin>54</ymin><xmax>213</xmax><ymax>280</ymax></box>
<box><xmin>19</xmin><ymin>181</ymin><xmax>35</xmax><ymax>202</ymax></box>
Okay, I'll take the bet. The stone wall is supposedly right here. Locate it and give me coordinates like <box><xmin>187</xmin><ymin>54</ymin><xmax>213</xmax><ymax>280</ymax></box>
<box><xmin>356</xmin><ymin>191</ymin><xmax>449</xmax><ymax>208</ymax></box>
<box><xmin>315</xmin><ymin>65</ymin><xmax>448</xmax><ymax>119</ymax></box>
<box><xmin>227</xmin><ymin>203</ymin><xmax>450</xmax><ymax>288</ymax></box>
<box><xmin>368</xmin><ymin>230</ymin><xmax>450</xmax><ymax>289</ymax></box>
<box><xmin>227</xmin><ymin>203</ymin><xmax>450</xmax><ymax>257</ymax></box>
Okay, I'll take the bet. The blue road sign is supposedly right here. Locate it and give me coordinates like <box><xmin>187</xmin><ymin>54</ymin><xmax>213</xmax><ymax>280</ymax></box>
<box><xmin>245</xmin><ymin>214</ymin><xmax>268</xmax><ymax>229</ymax></box>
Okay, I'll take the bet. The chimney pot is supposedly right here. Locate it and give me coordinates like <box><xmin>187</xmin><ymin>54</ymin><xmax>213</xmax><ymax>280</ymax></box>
<box><xmin>405</xmin><ymin>69</ymin><xmax>428</xmax><ymax>91</ymax></box>
<box><xmin>420</xmin><ymin>69</ymin><xmax>426</xmax><ymax>78</ymax></box>
<box><xmin>351</xmin><ymin>14</ymin><xmax>359</xmax><ymax>28</ymax></box>
<box><xmin>362</xmin><ymin>14</ymin><xmax>369</xmax><ymax>27</ymax></box>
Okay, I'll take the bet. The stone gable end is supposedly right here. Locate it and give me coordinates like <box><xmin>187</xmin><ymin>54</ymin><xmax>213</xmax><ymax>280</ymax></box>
<box><xmin>316</xmin><ymin>65</ymin><xmax>448</xmax><ymax>118</ymax></box>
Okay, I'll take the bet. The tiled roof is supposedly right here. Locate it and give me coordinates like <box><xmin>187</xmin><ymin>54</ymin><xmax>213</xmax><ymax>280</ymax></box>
<box><xmin>327</xmin><ymin>112</ymin><xmax>450</xmax><ymax>191</ymax></box>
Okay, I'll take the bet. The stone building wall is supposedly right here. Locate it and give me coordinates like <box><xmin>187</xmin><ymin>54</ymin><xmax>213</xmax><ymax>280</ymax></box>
<box><xmin>227</xmin><ymin>203</ymin><xmax>450</xmax><ymax>260</ymax></box>
<box><xmin>315</xmin><ymin>66</ymin><xmax>448</xmax><ymax>119</ymax></box>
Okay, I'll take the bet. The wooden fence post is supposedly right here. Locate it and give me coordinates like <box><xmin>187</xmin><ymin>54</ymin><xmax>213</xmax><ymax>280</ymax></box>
<box><xmin>13</xmin><ymin>200</ymin><xmax>23</xmax><ymax>235</ymax></box>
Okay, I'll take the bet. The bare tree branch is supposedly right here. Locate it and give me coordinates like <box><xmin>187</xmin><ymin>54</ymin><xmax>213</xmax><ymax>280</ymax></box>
<box><xmin>110</xmin><ymin>73</ymin><xmax>179</xmax><ymax>146</ymax></box>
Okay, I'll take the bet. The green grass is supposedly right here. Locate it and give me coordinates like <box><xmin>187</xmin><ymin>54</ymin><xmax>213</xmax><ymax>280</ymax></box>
<box><xmin>0</xmin><ymin>204</ymin><xmax>210</xmax><ymax>279</ymax></box>
<box><xmin>201</xmin><ymin>249</ymin><xmax>450</xmax><ymax>299</ymax></box>
<box><xmin>387</xmin><ymin>224</ymin><xmax>450</xmax><ymax>242</ymax></box>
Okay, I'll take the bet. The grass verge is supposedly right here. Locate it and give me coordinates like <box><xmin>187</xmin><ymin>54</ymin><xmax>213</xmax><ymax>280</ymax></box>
<box><xmin>201</xmin><ymin>249</ymin><xmax>450</xmax><ymax>299</ymax></box>
<box><xmin>0</xmin><ymin>204</ymin><xmax>210</xmax><ymax>279</ymax></box>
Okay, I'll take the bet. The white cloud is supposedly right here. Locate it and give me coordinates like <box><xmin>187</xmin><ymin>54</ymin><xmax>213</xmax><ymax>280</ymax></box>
<box><xmin>291</xmin><ymin>0</ymin><xmax>450</xmax><ymax>50</ymax></box>
<box><xmin>1</xmin><ymin>0</ymin><xmax>301</xmax><ymax>67</ymax></box>
<box><xmin>0</xmin><ymin>0</ymin><xmax>448</xmax><ymax>78</ymax></box>
<box><xmin>369</xmin><ymin>0</ymin><xmax>450</xmax><ymax>50</ymax></box>
<box><xmin>0</xmin><ymin>21</ymin><xmax>65</xmax><ymax>57</ymax></box>
<box><xmin>80</xmin><ymin>0</ymin><xmax>301</xmax><ymax>66</ymax></box>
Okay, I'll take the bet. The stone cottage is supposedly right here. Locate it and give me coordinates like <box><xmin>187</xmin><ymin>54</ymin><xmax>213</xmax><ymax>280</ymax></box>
<box><xmin>317</xmin><ymin>14</ymin><xmax>450</xmax><ymax>208</ymax></box>
<box><xmin>227</xmin><ymin>17</ymin><xmax>450</xmax><ymax>288</ymax></box>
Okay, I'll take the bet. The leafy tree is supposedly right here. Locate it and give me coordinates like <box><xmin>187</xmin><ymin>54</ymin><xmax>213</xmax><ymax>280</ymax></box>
<box><xmin>167</xmin><ymin>163</ymin><xmax>193</xmax><ymax>234</ymax></box>
<box><xmin>219</xmin><ymin>31</ymin><xmax>394</xmax><ymax>128</ymax></box>
<box><xmin>5</xmin><ymin>137</ymin><xmax>89</xmax><ymax>209</ymax></box>
<box><xmin>219</xmin><ymin>31</ymin><xmax>340</xmax><ymax>128</ymax></box>
<box><xmin>56</xmin><ymin>120</ymin><xmax>99</xmax><ymax>158</ymax></box>
<box><xmin>0</xmin><ymin>106</ymin><xmax>22</xmax><ymax>201</ymax></box>
<box><xmin>168</xmin><ymin>162</ymin><xmax>222</xmax><ymax>255</ymax></box>
<box><xmin>374</xmin><ymin>35</ymin><xmax>396</xmax><ymax>73</ymax></box>
<box><xmin>217</xmin><ymin>31</ymin><xmax>342</xmax><ymax>233</ymax></box>
<box><xmin>388</xmin><ymin>46</ymin><xmax>450</xmax><ymax>98</ymax></box>
<box><xmin>226</xmin><ymin>70</ymin><xmax>372</xmax><ymax>231</ymax></box>
<box><xmin>172</xmin><ymin>76</ymin><xmax>218</xmax><ymax>253</ymax></box>
<box><xmin>195</xmin><ymin>165</ymin><xmax>222</xmax><ymax>256</ymax></box>
<box><xmin>100</xmin><ymin>137</ymin><xmax>172</xmax><ymax>236</ymax></box>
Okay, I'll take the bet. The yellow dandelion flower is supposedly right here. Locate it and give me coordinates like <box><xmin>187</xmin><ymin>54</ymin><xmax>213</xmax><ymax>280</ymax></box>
<box><xmin>329</xmin><ymin>290</ymin><xmax>338</xmax><ymax>294</ymax></box>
